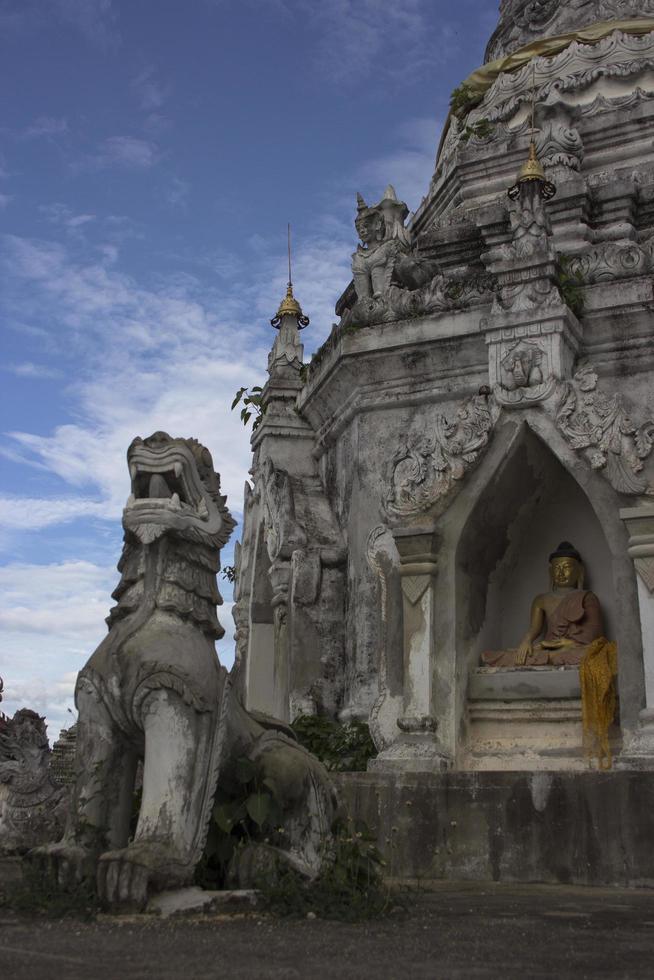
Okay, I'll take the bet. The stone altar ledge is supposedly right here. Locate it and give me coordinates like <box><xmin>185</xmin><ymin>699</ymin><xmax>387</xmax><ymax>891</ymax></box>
<box><xmin>470</xmin><ymin>666</ymin><xmax>581</xmax><ymax>700</ymax></box>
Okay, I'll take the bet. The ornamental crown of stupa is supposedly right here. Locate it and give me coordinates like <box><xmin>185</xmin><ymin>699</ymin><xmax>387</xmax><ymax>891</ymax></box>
<box><xmin>486</xmin><ymin>0</ymin><xmax>654</xmax><ymax>62</ymax></box>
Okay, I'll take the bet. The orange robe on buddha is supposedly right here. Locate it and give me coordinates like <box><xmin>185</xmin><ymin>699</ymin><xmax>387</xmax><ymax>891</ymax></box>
<box><xmin>482</xmin><ymin>590</ymin><xmax>604</xmax><ymax>667</ymax></box>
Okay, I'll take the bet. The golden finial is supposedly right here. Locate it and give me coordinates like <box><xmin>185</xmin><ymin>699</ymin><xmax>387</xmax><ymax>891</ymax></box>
<box><xmin>508</xmin><ymin>62</ymin><xmax>556</xmax><ymax>201</ymax></box>
<box><xmin>271</xmin><ymin>224</ymin><xmax>310</xmax><ymax>328</ymax></box>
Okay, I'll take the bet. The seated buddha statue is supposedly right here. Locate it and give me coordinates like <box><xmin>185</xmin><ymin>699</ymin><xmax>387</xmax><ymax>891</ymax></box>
<box><xmin>482</xmin><ymin>541</ymin><xmax>605</xmax><ymax>668</ymax></box>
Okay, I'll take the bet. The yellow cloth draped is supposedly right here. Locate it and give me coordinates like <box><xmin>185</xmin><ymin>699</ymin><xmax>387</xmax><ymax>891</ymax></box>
<box><xmin>465</xmin><ymin>19</ymin><xmax>654</xmax><ymax>97</ymax></box>
<box><xmin>579</xmin><ymin>637</ymin><xmax>618</xmax><ymax>770</ymax></box>
<box><xmin>435</xmin><ymin>18</ymin><xmax>654</xmax><ymax>168</ymax></box>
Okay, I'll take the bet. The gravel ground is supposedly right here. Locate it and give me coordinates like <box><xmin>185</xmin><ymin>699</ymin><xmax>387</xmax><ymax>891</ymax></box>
<box><xmin>1</xmin><ymin>881</ymin><xmax>653</xmax><ymax>980</ymax></box>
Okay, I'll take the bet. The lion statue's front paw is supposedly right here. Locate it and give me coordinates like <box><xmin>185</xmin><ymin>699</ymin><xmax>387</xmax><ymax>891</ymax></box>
<box><xmin>97</xmin><ymin>842</ymin><xmax>190</xmax><ymax>910</ymax></box>
<box><xmin>30</xmin><ymin>841</ymin><xmax>96</xmax><ymax>891</ymax></box>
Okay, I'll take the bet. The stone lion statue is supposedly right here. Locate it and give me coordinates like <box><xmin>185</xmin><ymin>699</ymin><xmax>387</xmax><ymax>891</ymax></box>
<box><xmin>35</xmin><ymin>432</ymin><xmax>336</xmax><ymax>908</ymax></box>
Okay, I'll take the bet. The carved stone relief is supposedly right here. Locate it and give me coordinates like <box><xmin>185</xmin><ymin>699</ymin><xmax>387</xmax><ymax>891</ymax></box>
<box><xmin>257</xmin><ymin>457</ymin><xmax>347</xmax><ymax>716</ymax></box>
<box><xmin>0</xmin><ymin>709</ymin><xmax>67</xmax><ymax>853</ymax></box>
<box><xmin>341</xmin><ymin>271</ymin><xmax>497</xmax><ymax>329</ymax></box>
<box><xmin>383</xmin><ymin>363</ymin><xmax>654</xmax><ymax>516</ymax></box>
<box><xmin>556</xmin><ymin>365</ymin><xmax>654</xmax><ymax>494</ymax></box>
<box><xmin>483</xmin><ymin>180</ymin><xmax>560</xmax><ymax>316</ymax></box>
<box><xmin>366</xmin><ymin>526</ymin><xmax>403</xmax><ymax>750</ymax></box>
<box><xmin>486</xmin><ymin>311</ymin><xmax>582</xmax><ymax>407</ymax></box>
<box><xmin>536</xmin><ymin>121</ymin><xmax>584</xmax><ymax>172</ymax></box>
<box><xmin>564</xmin><ymin>240</ymin><xmax>651</xmax><ymax>282</ymax></box>
<box><xmin>232</xmin><ymin>480</ymin><xmax>257</xmax><ymax>682</ymax></box>
<box><xmin>385</xmin><ymin>387</ymin><xmax>500</xmax><ymax>519</ymax></box>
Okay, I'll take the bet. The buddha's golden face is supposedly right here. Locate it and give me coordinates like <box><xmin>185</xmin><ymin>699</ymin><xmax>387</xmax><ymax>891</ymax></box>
<box><xmin>551</xmin><ymin>557</ymin><xmax>579</xmax><ymax>588</ymax></box>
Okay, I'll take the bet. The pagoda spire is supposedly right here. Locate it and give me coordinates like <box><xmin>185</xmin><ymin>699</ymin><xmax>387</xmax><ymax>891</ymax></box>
<box><xmin>267</xmin><ymin>225</ymin><xmax>309</xmax><ymax>375</ymax></box>
<box><xmin>253</xmin><ymin>226</ymin><xmax>312</xmax><ymax>444</ymax></box>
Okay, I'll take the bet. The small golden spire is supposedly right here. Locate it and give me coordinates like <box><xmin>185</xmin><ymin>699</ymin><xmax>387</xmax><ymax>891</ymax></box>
<box><xmin>508</xmin><ymin>140</ymin><xmax>556</xmax><ymax>200</ymax></box>
<box><xmin>508</xmin><ymin>62</ymin><xmax>555</xmax><ymax>201</ymax></box>
<box><xmin>519</xmin><ymin>140</ymin><xmax>546</xmax><ymax>183</ymax></box>
<box><xmin>270</xmin><ymin>224</ymin><xmax>310</xmax><ymax>328</ymax></box>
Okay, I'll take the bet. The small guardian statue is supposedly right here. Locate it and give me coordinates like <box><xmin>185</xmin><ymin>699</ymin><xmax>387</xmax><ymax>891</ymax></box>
<box><xmin>352</xmin><ymin>185</ymin><xmax>411</xmax><ymax>301</ymax></box>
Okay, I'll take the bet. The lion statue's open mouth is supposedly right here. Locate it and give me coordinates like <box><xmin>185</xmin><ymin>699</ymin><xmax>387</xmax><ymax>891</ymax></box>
<box><xmin>123</xmin><ymin>431</ymin><xmax>234</xmax><ymax>546</ymax></box>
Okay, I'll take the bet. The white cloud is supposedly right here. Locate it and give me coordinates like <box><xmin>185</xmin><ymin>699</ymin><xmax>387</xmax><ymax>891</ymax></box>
<box><xmin>53</xmin><ymin>0</ymin><xmax>118</xmax><ymax>46</ymax></box>
<box><xmin>164</xmin><ymin>176</ymin><xmax>190</xmax><ymax>209</ymax></box>
<box><xmin>132</xmin><ymin>67</ymin><xmax>170</xmax><ymax>111</ymax></box>
<box><xmin>0</xmin><ymin>233</ymin><xmax>270</xmax><ymax>517</ymax></box>
<box><xmin>39</xmin><ymin>202</ymin><xmax>96</xmax><ymax>235</ymax></box>
<box><xmin>296</xmin><ymin>0</ymin><xmax>434</xmax><ymax>84</ymax></box>
<box><xmin>22</xmin><ymin>116</ymin><xmax>69</xmax><ymax>139</ymax></box>
<box><xmin>0</xmin><ymin>193</ymin><xmax>11</xmax><ymax>209</ymax></box>
<box><xmin>0</xmin><ymin>0</ymin><xmax>118</xmax><ymax>47</ymax></box>
<box><xmin>74</xmin><ymin>137</ymin><xmax>160</xmax><ymax>172</ymax></box>
<box><xmin>0</xmin><ymin>496</ymin><xmax>110</xmax><ymax>531</ymax></box>
<box><xmin>0</xmin><ymin>560</ymin><xmax>116</xmax><ymax>737</ymax></box>
<box><xmin>3</xmin><ymin>361</ymin><xmax>62</xmax><ymax>380</ymax></box>
<box><xmin>97</xmin><ymin>136</ymin><xmax>160</xmax><ymax>169</ymax></box>
<box><xmin>204</xmin><ymin>0</ymin><xmax>446</xmax><ymax>85</ymax></box>
<box><xmin>357</xmin><ymin>116</ymin><xmax>440</xmax><ymax>212</ymax></box>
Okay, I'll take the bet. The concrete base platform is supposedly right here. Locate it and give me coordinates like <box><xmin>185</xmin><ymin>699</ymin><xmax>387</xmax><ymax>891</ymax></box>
<box><xmin>337</xmin><ymin>769</ymin><xmax>654</xmax><ymax>888</ymax></box>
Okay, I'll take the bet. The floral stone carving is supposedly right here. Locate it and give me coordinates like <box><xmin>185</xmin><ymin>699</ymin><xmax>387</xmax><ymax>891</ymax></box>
<box><xmin>385</xmin><ymin>387</ymin><xmax>500</xmax><ymax>518</ymax></box>
<box><xmin>556</xmin><ymin>366</ymin><xmax>654</xmax><ymax>495</ymax></box>
<box><xmin>564</xmin><ymin>241</ymin><xmax>651</xmax><ymax>284</ymax></box>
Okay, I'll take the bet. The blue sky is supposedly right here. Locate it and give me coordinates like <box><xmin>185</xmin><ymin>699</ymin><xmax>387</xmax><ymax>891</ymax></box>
<box><xmin>0</xmin><ymin>0</ymin><xmax>497</xmax><ymax>737</ymax></box>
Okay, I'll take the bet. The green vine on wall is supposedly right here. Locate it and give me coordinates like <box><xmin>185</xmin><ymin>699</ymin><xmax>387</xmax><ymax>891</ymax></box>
<box><xmin>556</xmin><ymin>254</ymin><xmax>585</xmax><ymax>316</ymax></box>
<box><xmin>449</xmin><ymin>82</ymin><xmax>484</xmax><ymax>121</ymax></box>
<box><xmin>291</xmin><ymin>715</ymin><xmax>377</xmax><ymax>773</ymax></box>
<box><xmin>459</xmin><ymin>118</ymin><xmax>495</xmax><ymax>143</ymax></box>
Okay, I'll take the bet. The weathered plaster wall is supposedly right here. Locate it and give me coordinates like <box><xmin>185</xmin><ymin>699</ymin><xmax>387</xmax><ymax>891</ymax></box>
<box><xmin>338</xmin><ymin>770</ymin><xmax>654</xmax><ymax>887</ymax></box>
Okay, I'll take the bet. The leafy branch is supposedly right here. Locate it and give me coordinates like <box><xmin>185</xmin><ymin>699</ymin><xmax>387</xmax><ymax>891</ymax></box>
<box><xmin>291</xmin><ymin>715</ymin><xmax>377</xmax><ymax>772</ymax></box>
<box><xmin>231</xmin><ymin>386</ymin><xmax>265</xmax><ymax>431</ymax></box>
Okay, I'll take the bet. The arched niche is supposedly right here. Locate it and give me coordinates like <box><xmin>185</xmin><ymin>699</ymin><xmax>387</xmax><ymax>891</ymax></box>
<box><xmin>456</xmin><ymin>424</ymin><xmax>617</xmax><ymax>669</ymax></box>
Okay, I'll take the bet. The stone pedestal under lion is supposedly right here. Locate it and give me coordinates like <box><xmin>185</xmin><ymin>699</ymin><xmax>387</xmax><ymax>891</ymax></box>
<box><xmin>33</xmin><ymin>432</ymin><xmax>336</xmax><ymax>909</ymax></box>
